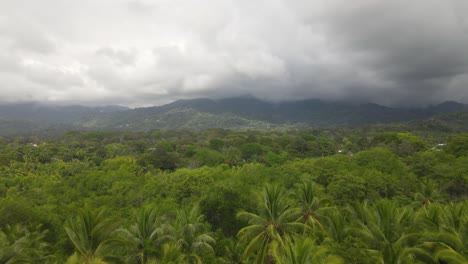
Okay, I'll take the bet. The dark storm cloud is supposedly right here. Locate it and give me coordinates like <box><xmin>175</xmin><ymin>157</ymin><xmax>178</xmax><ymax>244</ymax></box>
<box><xmin>317</xmin><ymin>0</ymin><xmax>468</xmax><ymax>104</ymax></box>
<box><xmin>0</xmin><ymin>0</ymin><xmax>467</xmax><ymax>106</ymax></box>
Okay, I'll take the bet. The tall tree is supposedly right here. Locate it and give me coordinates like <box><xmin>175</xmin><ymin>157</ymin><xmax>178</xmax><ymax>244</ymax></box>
<box><xmin>172</xmin><ymin>206</ymin><xmax>215</xmax><ymax>263</ymax></box>
<box><xmin>271</xmin><ymin>236</ymin><xmax>343</xmax><ymax>264</ymax></box>
<box><xmin>296</xmin><ymin>182</ymin><xmax>331</xmax><ymax>236</ymax></box>
<box><xmin>418</xmin><ymin>202</ymin><xmax>468</xmax><ymax>263</ymax></box>
<box><xmin>120</xmin><ymin>207</ymin><xmax>173</xmax><ymax>264</ymax></box>
<box><xmin>237</xmin><ymin>185</ymin><xmax>305</xmax><ymax>263</ymax></box>
<box><xmin>65</xmin><ymin>207</ymin><xmax>121</xmax><ymax>263</ymax></box>
<box><xmin>0</xmin><ymin>224</ymin><xmax>51</xmax><ymax>264</ymax></box>
<box><xmin>352</xmin><ymin>200</ymin><xmax>433</xmax><ymax>264</ymax></box>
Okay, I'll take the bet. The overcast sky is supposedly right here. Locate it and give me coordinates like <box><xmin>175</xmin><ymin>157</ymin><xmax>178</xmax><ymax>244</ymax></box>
<box><xmin>0</xmin><ymin>0</ymin><xmax>467</xmax><ymax>107</ymax></box>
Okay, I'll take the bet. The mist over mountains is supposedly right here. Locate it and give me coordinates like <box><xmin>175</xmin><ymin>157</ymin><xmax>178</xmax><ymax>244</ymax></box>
<box><xmin>0</xmin><ymin>103</ymin><xmax>129</xmax><ymax>123</ymax></box>
<box><xmin>1</xmin><ymin>97</ymin><xmax>468</xmax><ymax>136</ymax></box>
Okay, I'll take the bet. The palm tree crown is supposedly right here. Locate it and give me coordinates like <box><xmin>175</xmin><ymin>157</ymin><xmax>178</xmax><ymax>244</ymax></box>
<box><xmin>237</xmin><ymin>184</ymin><xmax>305</xmax><ymax>263</ymax></box>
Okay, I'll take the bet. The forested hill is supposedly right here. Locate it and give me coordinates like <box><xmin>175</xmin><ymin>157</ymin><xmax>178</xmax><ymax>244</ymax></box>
<box><xmin>1</xmin><ymin>98</ymin><xmax>468</xmax><ymax>135</ymax></box>
<box><xmin>0</xmin><ymin>103</ymin><xmax>128</xmax><ymax>136</ymax></box>
<box><xmin>0</xmin><ymin>103</ymin><xmax>128</xmax><ymax>123</ymax></box>
<box><xmin>77</xmin><ymin>97</ymin><xmax>468</xmax><ymax>130</ymax></box>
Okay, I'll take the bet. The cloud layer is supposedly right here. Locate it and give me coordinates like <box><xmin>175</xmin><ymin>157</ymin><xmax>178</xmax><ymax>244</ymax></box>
<box><xmin>0</xmin><ymin>0</ymin><xmax>467</xmax><ymax>106</ymax></box>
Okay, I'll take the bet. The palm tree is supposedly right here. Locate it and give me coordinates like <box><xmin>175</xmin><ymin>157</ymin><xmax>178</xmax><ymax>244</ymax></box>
<box><xmin>271</xmin><ymin>235</ymin><xmax>343</xmax><ymax>264</ymax></box>
<box><xmin>0</xmin><ymin>225</ymin><xmax>29</xmax><ymax>264</ymax></box>
<box><xmin>0</xmin><ymin>224</ymin><xmax>52</xmax><ymax>264</ymax></box>
<box><xmin>65</xmin><ymin>206</ymin><xmax>121</xmax><ymax>263</ymax></box>
<box><xmin>436</xmin><ymin>202</ymin><xmax>468</xmax><ymax>263</ymax></box>
<box><xmin>296</xmin><ymin>182</ymin><xmax>331</xmax><ymax>236</ymax></box>
<box><xmin>119</xmin><ymin>206</ymin><xmax>174</xmax><ymax>264</ymax></box>
<box><xmin>412</xmin><ymin>179</ymin><xmax>446</xmax><ymax>208</ymax></box>
<box><xmin>352</xmin><ymin>200</ymin><xmax>433</xmax><ymax>264</ymax></box>
<box><xmin>221</xmin><ymin>238</ymin><xmax>244</xmax><ymax>264</ymax></box>
<box><xmin>237</xmin><ymin>184</ymin><xmax>305</xmax><ymax>263</ymax></box>
<box><xmin>158</xmin><ymin>243</ymin><xmax>185</xmax><ymax>264</ymax></box>
<box><xmin>417</xmin><ymin>202</ymin><xmax>468</xmax><ymax>263</ymax></box>
<box><xmin>172</xmin><ymin>206</ymin><xmax>215</xmax><ymax>263</ymax></box>
<box><xmin>322</xmin><ymin>207</ymin><xmax>354</xmax><ymax>245</ymax></box>
<box><xmin>434</xmin><ymin>247</ymin><xmax>467</xmax><ymax>264</ymax></box>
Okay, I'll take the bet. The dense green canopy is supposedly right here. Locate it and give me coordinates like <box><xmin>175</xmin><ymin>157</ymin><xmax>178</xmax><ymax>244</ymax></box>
<box><xmin>0</xmin><ymin>129</ymin><xmax>466</xmax><ymax>263</ymax></box>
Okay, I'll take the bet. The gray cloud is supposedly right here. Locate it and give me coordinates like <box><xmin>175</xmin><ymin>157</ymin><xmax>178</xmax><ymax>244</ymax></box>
<box><xmin>0</xmin><ymin>15</ymin><xmax>56</xmax><ymax>54</ymax></box>
<box><xmin>96</xmin><ymin>47</ymin><xmax>138</xmax><ymax>66</ymax></box>
<box><xmin>0</xmin><ymin>0</ymin><xmax>467</xmax><ymax>106</ymax></box>
<box><xmin>316</xmin><ymin>0</ymin><xmax>468</xmax><ymax>104</ymax></box>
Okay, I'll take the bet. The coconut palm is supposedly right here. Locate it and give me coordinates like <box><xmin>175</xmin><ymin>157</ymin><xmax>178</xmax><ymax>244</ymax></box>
<box><xmin>221</xmin><ymin>238</ymin><xmax>244</xmax><ymax>264</ymax></box>
<box><xmin>412</xmin><ymin>179</ymin><xmax>446</xmax><ymax>208</ymax></box>
<box><xmin>0</xmin><ymin>225</ymin><xmax>29</xmax><ymax>263</ymax></box>
<box><xmin>119</xmin><ymin>206</ymin><xmax>174</xmax><ymax>263</ymax></box>
<box><xmin>271</xmin><ymin>235</ymin><xmax>343</xmax><ymax>264</ymax></box>
<box><xmin>417</xmin><ymin>201</ymin><xmax>467</xmax><ymax>263</ymax></box>
<box><xmin>435</xmin><ymin>202</ymin><xmax>468</xmax><ymax>263</ymax></box>
<box><xmin>172</xmin><ymin>206</ymin><xmax>215</xmax><ymax>263</ymax></box>
<box><xmin>65</xmin><ymin>253</ymin><xmax>108</xmax><ymax>264</ymax></box>
<box><xmin>158</xmin><ymin>243</ymin><xmax>185</xmax><ymax>264</ymax></box>
<box><xmin>434</xmin><ymin>247</ymin><xmax>467</xmax><ymax>264</ymax></box>
<box><xmin>295</xmin><ymin>182</ymin><xmax>331</xmax><ymax>236</ymax></box>
<box><xmin>237</xmin><ymin>184</ymin><xmax>305</xmax><ymax>263</ymax></box>
<box><xmin>0</xmin><ymin>224</ymin><xmax>52</xmax><ymax>264</ymax></box>
<box><xmin>65</xmin><ymin>206</ymin><xmax>121</xmax><ymax>263</ymax></box>
<box><xmin>352</xmin><ymin>200</ymin><xmax>433</xmax><ymax>264</ymax></box>
<box><xmin>322</xmin><ymin>207</ymin><xmax>354</xmax><ymax>244</ymax></box>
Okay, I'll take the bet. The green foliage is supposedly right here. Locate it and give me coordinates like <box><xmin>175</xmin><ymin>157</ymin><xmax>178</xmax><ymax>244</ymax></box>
<box><xmin>137</xmin><ymin>148</ymin><xmax>179</xmax><ymax>171</ymax></box>
<box><xmin>0</xmin><ymin>129</ymin><xmax>466</xmax><ymax>262</ymax></box>
<box><xmin>372</xmin><ymin>132</ymin><xmax>425</xmax><ymax>156</ymax></box>
<box><xmin>239</xmin><ymin>143</ymin><xmax>264</xmax><ymax>161</ymax></box>
<box><xmin>172</xmin><ymin>206</ymin><xmax>216</xmax><ymax>262</ymax></box>
<box><xmin>0</xmin><ymin>198</ymin><xmax>43</xmax><ymax>227</ymax></box>
<box><xmin>351</xmin><ymin>200</ymin><xmax>433</xmax><ymax>264</ymax></box>
<box><xmin>311</xmin><ymin>155</ymin><xmax>351</xmax><ymax>187</ymax></box>
<box><xmin>446</xmin><ymin>133</ymin><xmax>468</xmax><ymax>157</ymax></box>
<box><xmin>354</xmin><ymin>147</ymin><xmax>406</xmax><ymax>175</ymax></box>
<box><xmin>64</xmin><ymin>207</ymin><xmax>121</xmax><ymax>263</ymax></box>
<box><xmin>271</xmin><ymin>236</ymin><xmax>343</xmax><ymax>264</ymax></box>
<box><xmin>194</xmin><ymin>149</ymin><xmax>224</xmax><ymax>167</ymax></box>
<box><xmin>0</xmin><ymin>224</ymin><xmax>52</xmax><ymax>263</ymax></box>
<box><xmin>199</xmin><ymin>187</ymin><xmax>252</xmax><ymax>237</ymax></box>
<box><xmin>237</xmin><ymin>185</ymin><xmax>305</xmax><ymax>263</ymax></box>
<box><xmin>327</xmin><ymin>174</ymin><xmax>367</xmax><ymax>205</ymax></box>
<box><xmin>263</xmin><ymin>151</ymin><xmax>288</xmax><ymax>166</ymax></box>
<box><xmin>295</xmin><ymin>182</ymin><xmax>330</xmax><ymax>236</ymax></box>
<box><xmin>119</xmin><ymin>206</ymin><xmax>173</xmax><ymax>263</ymax></box>
<box><xmin>208</xmin><ymin>139</ymin><xmax>224</xmax><ymax>151</ymax></box>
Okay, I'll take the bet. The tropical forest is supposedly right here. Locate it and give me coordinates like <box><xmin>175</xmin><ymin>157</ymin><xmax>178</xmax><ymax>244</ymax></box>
<box><xmin>0</xmin><ymin>125</ymin><xmax>467</xmax><ymax>263</ymax></box>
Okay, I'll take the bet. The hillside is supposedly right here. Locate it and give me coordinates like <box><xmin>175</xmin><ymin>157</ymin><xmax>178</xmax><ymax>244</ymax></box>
<box><xmin>76</xmin><ymin>97</ymin><xmax>468</xmax><ymax>131</ymax></box>
<box><xmin>0</xmin><ymin>103</ymin><xmax>128</xmax><ymax>123</ymax></box>
<box><xmin>1</xmin><ymin>97</ymin><xmax>468</xmax><ymax>135</ymax></box>
<box><xmin>0</xmin><ymin>103</ymin><xmax>128</xmax><ymax>136</ymax></box>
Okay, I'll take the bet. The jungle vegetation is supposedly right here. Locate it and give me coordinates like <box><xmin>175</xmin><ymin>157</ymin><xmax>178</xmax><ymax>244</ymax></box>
<box><xmin>0</xmin><ymin>128</ymin><xmax>467</xmax><ymax>263</ymax></box>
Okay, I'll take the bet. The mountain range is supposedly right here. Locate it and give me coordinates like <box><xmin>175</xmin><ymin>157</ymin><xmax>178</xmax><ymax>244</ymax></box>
<box><xmin>1</xmin><ymin>98</ymin><xmax>468</xmax><ymax>136</ymax></box>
